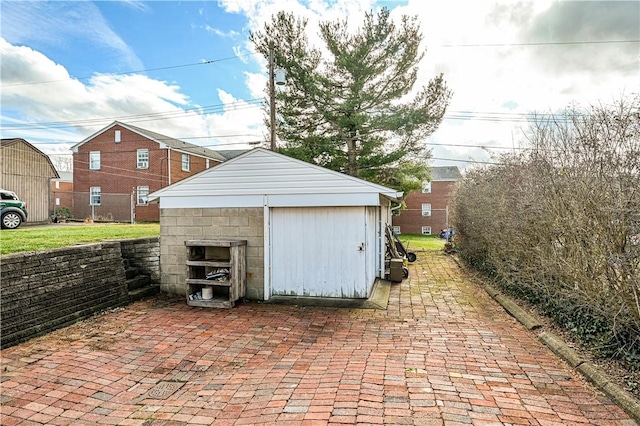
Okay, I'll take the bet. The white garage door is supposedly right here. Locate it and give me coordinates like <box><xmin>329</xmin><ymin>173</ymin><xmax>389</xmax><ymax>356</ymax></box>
<box><xmin>270</xmin><ymin>207</ymin><xmax>369</xmax><ymax>298</ymax></box>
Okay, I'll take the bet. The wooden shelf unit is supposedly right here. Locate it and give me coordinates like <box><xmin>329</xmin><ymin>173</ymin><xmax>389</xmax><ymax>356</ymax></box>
<box><xmin>185</xmin><ymin>239</ymin><xmax>247</xmax><ymax>308</ymax></box>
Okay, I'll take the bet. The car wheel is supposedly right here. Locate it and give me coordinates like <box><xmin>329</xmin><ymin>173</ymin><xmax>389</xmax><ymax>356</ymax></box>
<box><xmin>1</xmin><ymin>212</ymin><xmax>22</xmax><ymax>229</ymax></box>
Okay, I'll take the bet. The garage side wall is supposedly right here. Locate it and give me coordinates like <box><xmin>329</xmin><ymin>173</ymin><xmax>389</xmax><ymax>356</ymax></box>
<box><xmin>159</xmin><ymin>207</ymin><xmax>264</xmax><ymax>299</ymax></box>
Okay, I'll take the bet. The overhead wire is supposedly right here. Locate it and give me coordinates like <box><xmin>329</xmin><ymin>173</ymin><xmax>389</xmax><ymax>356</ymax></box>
<box><xmin>0</xmin><ymin>53</ymin><xmax>256</xmax><ymax>88</ymax></box>
<box><xmin>3</xmin><ymin>37</ymin><xmax>625</xmax><ymax>164</ymax></box>
<box><xmin>1</xmin><ymin>99</ymin><xmax>265</xmax><ymax>131</ymax></box>
<box><xmin>0</xmin><ymin>106</ymin><xmax>574</xmax><ymax>134</ymax></box>
<box><xmin>2</xmin><ymin>38</ymin><xmax>636</xmax><ymax>88</ymax></box>
<box><xmin>440</xmin><ymin>39</ymin><xmax>640</xmax><ymax>48</ymax></box>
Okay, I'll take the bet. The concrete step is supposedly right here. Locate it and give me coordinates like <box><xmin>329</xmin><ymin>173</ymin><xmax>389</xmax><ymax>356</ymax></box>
<box><xmin>128</xmin><ymin>285</ymin><xmax>160</xmax><ymax>303</ymax></box>
<box><xmin>126</xmin><ymin>275</ymin><xmax>151</xmax><ymax>291</ymax></box>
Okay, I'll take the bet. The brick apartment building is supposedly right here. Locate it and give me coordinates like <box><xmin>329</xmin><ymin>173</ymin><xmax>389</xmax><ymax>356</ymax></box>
<box><xmin>392</xmin><ymin>166</ymin><xmax>462</xmax><ymax>235</ymax></box>
<box><xmin>50</xmin><ymin>170</ymin><xmax>73</xmax><ymax>217</ymax></box>
<box><xmin>71</xmin><ymin>121</ymin><xmax>226</xmax><ymax>222</ymax></box>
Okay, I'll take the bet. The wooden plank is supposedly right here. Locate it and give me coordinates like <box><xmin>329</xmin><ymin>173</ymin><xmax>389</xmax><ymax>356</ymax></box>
<box><xmin>186</xmin><ymin>279</ymin><xmax>232</xmax><ymax>286</ymax></box>
<box><xmin>186</xmin><ymin>260</ymin><xmax>231</xmax><ymax>267</ymax></box>
<box><xmin>185</xmin><ymin>239</ymin><xmax>247</xmax><ymax>247</ymax></box>
<box><xmin>185</xmin><ymin>239</ymin><xmax>246</xmax><ymax>308</ymax></box>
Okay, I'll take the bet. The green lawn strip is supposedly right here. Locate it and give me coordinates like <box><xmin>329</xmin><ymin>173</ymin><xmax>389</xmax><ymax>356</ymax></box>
<box><xmin>399</xmin><ymin>234</ymin><xmax>446</xmax><ymax>251</ymax></box>
<box><xmin>0</xmin><ymin>224</ymin><xmax>160</xmax><ymax>255</ymax></box>
<box><xmin>2</xmin><ymin>226</ymin><xmax>442</xmax><ymax>255</ymax></box>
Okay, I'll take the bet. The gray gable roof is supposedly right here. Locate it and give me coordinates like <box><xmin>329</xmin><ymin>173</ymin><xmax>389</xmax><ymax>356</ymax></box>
<box><xmin>149</xmin><ymin>148</ymin><xmax>402</xmax><ymax>208</ymax></box>
<box><xmin>217</xmin><ymin>149</ymin><xmax>251</xmax><ymax>160</ymax></box>
<box><xmin>71</xmin><ymin>121</ymin><xmax>226</xmax><ymax>162</ymax></box>
<box><xmin>431</xmin><ymin>166</ymin><xmax>462</xmax><ymax>181</ymax></box>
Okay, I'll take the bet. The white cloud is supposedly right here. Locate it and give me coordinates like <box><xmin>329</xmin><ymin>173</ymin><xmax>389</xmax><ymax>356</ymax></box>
<box><xmin>205</xmin><ymin>25</ymin><xmax>241</xmax><ymax>38</ymax></box>
<box><xmin>244</xmin><ymin>71</ymin><xmax>267</xmax><ymax>99</ymax></box>
<box><xmin>120</xmin><ymin>0</ymin><xmax>152</xmax><ymax>13</ymax></box>
<box><xmin>0</xmin><ymin>37</ymin><xmax>263</xmax><ymax>154</ymax></box>
<box><xmin>2</xmin><ymin>0</ymin><xmax>638</xmax><ymax>171</ymax></box>
<box><xmin>204</xmin><ymin>90</ymin><xmax>265</xmax><ymax>147</ymax></box>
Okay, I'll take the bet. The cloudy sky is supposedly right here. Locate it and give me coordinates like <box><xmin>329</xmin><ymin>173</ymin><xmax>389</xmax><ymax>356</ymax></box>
<box><xmin>1</xmin><ymin>0</ymin><xmax>638</xmax><ymax>170</ymax></box>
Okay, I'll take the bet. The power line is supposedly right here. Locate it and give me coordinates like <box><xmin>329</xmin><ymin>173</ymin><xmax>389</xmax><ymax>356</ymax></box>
<box><xmin>440</xmin><ymin>39</ymin><xmax>640</xmax><ymax>48</ymax></box>
<box><xmin>430</xmin><ymin>157</ymin><xmax>502</xmax><ymax>165</ymax></box>
<box><xmin>0</xmin><ymin>53</ymin><xmax>256</xmax><ymax>88</ymax></box>
<box><xmin>2</xmin><ymin>39</ymin><xmax>637</xmax><ymax>89</ymax></box>
<box><xmin>0</xmin><ymin>105</ymin><xmax>572</xmax><ymax>134</ymax></box>
<box><xmin>0</xmin><ymin>99</ymin><xmax>265</xmax><ymax>131</ymax></box>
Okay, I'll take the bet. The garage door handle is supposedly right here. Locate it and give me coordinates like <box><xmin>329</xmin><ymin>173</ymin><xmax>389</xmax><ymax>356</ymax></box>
<box><xmin>358</xmin><ymin>243</ymin><xmax>365</xmax><ymax>251</ymax></box>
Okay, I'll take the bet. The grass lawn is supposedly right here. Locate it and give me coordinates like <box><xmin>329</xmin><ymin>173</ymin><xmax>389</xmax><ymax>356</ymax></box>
<box><xmin>0</xmin><ymin>223</ymin><xmax>160</xmax><ymax>255</ymax></box>
<box><xmin>1</xmin><ymin>224</ymin><xmax>443</xmax><ymax>255</ymax></box>
<box><xmin>398</xmin><ymin>233</ymin><xmax>446</xmax><ymax>251</ymax></box>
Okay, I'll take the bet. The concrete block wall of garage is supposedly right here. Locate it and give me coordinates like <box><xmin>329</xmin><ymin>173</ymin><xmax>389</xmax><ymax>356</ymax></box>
<box><xmin>159</xmin><ymin>207</ymin><xmax>265</xmax><ymax>300</ymax></box>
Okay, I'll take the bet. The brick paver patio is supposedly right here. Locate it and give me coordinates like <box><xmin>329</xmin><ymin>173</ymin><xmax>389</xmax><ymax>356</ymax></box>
<box><xmin>1</xmin><ymin>251</ymin><xmax>636</xmax><ymax>425</ymax></box>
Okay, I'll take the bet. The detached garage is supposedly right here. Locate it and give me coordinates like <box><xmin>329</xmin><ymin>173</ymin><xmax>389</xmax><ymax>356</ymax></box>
<box><xmin>149</xmin><ymin>148</ymin><xmax>402</xmax><ymax>301</ymax></box>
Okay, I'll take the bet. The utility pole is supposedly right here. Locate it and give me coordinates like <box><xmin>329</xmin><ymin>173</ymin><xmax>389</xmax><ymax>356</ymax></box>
<box><xmin>268</xmin><ymin>44</ymin><xmax>277</xmax><ymax>151</ymax></box>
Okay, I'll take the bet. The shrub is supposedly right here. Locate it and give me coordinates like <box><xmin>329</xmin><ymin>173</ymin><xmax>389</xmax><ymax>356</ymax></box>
<box><xmin>55</xmin><ymin>207</ymin><xmax>73</xmax><ymax>219</ymax></box>
<box><xmin>452</xmin><ymin>96</ymin><xmax>640</xmax><ymax>369</ymax></box>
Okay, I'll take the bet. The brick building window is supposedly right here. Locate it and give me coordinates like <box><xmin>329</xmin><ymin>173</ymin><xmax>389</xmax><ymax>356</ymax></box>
<box><xmin>89</xmin><ymin>151</ymin><xmax>100</xmax><ymax>170</ymax></box>
<box><xmin>137</xmin><ymin>149</ymin><xmax>149</xmax><ymax>169</ymax></box>
<box><xmin>137</xmin><ymin>186</ymin><xmax>149</xmax><ymax>205</ymax></box>
<box><xmin>421</xmin><ymin>203</ymin><xmax>431</xmax><ymax>216</ymax></box>
<box><xmin>393</xmin><ymin>226</ymin><xmax>401</xmax><ymax>235</ymax></box>
<box><xmin>90</xmin><ymin>187</ymin><xmax>101</xmax><ymax>205</ymax></box>
<box><xmin>421</xmin><ymin>226</ymin><xmax>432</xmax><ymax>235</ymax></box>
<box><xmin>182</xmin><ymin>153</ymin><xmax>190</xmax><ymax>171</ymax></box>
<box><xmin>422</xmin><ymin>182</ymin><xmax>431</xmax><ymax>193</ymax></box>
<box><xmin>115</xmin><ymin>130</ymin><xmax>121</xmax><ymax>143</ymax></box>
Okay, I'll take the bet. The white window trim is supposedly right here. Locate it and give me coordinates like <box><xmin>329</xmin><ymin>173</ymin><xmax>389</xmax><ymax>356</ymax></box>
<box><xmin>421</xmin><ymin>203</ymin><xmax>432</xmax><ymax>217</ymax></box>
<box><xmin>115</xmin><ymin>130</ymin><xmax>121</xmax><ymax>143</ymax></box>
<box><xmin>422</xmin><ymin>182</ymin><xmax>432</xmax><ymax>193</ymax></box>
<box><xmin>136</xmin><ymin>186</ymin><xmax>149</xmax><ymax>205</ymax></box>
<box><xmin>182</xmin><ymin>153</ymin><xmax>190</xmax><ymax>172</ymax></box>
<box><xmin>392</xmin><ymin>226</ymin><xmax>401</xmax><ymax>235</ymax></box>
<box><xmin>89</xmin><ymin>151</ymin><xmax>100</xmax><ymax>170</ymax></box>
<box><xmin>422</xmin><ymin>226</ymin><xmax>432</xmax><ymax>235</ymax></box>
<box><xmin>90</xmin><ymin>187</ymin><xmax>101</xmax><ymax>206</ymax></box>
<box><xmin>137</xmin><ymin>149</ymin><xmax>149</xmax><ymax>169</ymax></box>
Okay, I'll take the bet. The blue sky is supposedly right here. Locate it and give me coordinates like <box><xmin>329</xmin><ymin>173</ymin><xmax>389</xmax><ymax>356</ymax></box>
<box><xmin>1</xmin><ymin>0</ymin><xmax>638</xmax><ymax>170</ymax></box>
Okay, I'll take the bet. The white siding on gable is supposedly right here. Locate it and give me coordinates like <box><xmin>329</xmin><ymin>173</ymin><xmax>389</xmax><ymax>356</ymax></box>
<box><xmin>150</xmin><ymin>149</ymin><xmax>400</xmax><ymax>208</ymax></box>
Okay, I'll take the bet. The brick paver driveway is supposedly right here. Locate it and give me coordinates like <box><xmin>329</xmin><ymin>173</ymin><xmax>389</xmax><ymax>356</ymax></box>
<box><xmin>1</xmin><ymin>251</ymin><xmax>635</xmax><ymax>425</ymax></box>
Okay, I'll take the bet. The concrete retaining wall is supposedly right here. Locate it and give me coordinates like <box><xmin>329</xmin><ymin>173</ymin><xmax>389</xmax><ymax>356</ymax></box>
<box><xmin>0</xmin><ymin>237</ymin><xmax>160</xmax><ymax>349</ymax></box>
<box><xmin>120</xmin><ymin>237</ymin><xmax>160</xmax><ymax>282</ymax></box>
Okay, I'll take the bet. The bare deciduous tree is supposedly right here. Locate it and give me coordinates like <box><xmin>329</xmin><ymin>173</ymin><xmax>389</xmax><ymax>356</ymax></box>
<box><xmin>452</xmin><ymin>96</ymin><xmax>640</xmax><ymax>380</ymax></box>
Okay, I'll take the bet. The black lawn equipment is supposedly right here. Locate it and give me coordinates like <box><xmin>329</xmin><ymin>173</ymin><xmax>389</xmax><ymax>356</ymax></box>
<box><xmin>385</xmin><ymin>225</ymin><xmax>416</xmax><ymax>280</ymax></box>
<box><xmin>387</xmin><ymin>225</ymin><xmax>417</xmax><ymax>262</ymax></box>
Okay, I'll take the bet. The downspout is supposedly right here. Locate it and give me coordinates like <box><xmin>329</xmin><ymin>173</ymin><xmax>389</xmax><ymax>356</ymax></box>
<box><xmin>263</xmin><ymin>195</ymin><xmax>270</xmax><ymax>301</ymax></box>
<box><xmin>167</xmin><ymin>149</ymin><xmax>172</xmax><ymax>185</ymax></box>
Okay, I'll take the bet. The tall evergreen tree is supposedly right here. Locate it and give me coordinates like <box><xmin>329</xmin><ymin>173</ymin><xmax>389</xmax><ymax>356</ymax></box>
<box><xmin>250</xmin><ymin>8</ymin><xmax>451</xmax><ymax>194</ymax></box>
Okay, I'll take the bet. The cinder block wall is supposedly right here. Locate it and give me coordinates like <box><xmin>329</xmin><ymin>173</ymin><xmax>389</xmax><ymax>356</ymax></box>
<box><xmin>1</xmin><ymin>242</ymin><xmax>129</xmax><ymax>348</ymax></box>
<box><xmin>159</xmin><ymin>207</ymin><xmax>264</xmax><ymax>299</ymax></box>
